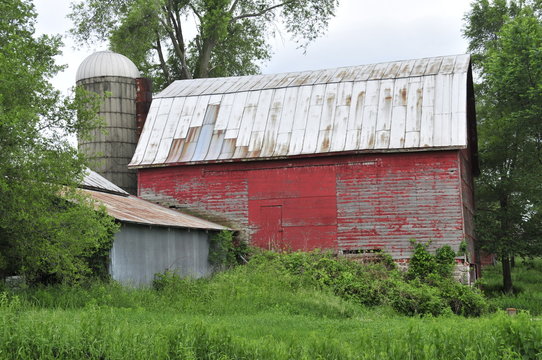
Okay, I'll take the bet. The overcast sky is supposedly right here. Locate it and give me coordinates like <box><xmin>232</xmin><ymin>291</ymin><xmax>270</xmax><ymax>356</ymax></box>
<box><xmin>34</xmin><ymin>0</ymin><xmax>474</xmax><ymax>94</ymax></box>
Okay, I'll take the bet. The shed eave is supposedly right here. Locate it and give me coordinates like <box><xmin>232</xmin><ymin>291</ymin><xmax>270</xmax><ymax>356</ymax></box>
<box><xmin>116</xmin><ymin>219</ymin><xmax>229</xmax><ymax>231</ymax></box>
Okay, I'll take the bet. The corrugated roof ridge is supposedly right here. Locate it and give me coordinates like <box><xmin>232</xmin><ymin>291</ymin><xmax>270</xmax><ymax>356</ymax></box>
<box><xmin>154</xmin><ymin>54</ymin><xmax>470</xmax><ymax>99</ymax></box>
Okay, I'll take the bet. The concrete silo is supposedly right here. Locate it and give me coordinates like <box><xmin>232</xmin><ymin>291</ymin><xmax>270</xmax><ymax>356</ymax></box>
<box><xmin>76</xmin><ymin>50</ymin><xmax>144</xmax><ymax>195</ymax></box>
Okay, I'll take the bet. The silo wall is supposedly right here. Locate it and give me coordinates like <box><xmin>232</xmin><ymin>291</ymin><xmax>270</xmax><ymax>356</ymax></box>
<box><xmin>77</xmin><ymin>76</ymin><xmax>137</xmax><ymax>195</ymax></box>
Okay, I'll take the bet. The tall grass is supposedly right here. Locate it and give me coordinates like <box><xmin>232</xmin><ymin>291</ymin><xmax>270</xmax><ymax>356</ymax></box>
<box><xmin>1</xmin><ymin>297</ymin><xmax>541</xmax><ymax>359</ymax></box>
<box><xmin>0</xmin><ymin>253</ymin><xmax>541</xmax><ymax>359</ymax></box>
<box><xmin>480</xmin><ymin>258</ymin><xmax>542</xmax><ymax>315</ymax></box>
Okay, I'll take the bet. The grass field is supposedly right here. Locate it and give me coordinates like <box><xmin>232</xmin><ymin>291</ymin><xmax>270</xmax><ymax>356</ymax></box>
<box><xmin>480</xmin><ymin>258</ymin><xmax>542</xmax><ymax>316</ymax></box>
<box><xmin>1</xmin><ymin>253</ymin><xmax>541</xmax><ymax>359</ymax></box>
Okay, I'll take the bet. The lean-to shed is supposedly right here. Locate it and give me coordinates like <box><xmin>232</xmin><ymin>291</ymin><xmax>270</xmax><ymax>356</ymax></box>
<box><xmin>129</xmin><ymin>55</ymin><xmax>478</xmax><ymax>275</ymax></box>
<box><xmin>81</xmin><ymin>169</ymin><xmax>228</xmax><ymax>285</ymax></box>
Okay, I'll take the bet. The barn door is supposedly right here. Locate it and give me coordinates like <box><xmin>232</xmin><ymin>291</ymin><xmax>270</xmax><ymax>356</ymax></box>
<box><xmin>260</xmin><ymin>205</ymin><xmax>283</xmax><ymax>249</ymax></box>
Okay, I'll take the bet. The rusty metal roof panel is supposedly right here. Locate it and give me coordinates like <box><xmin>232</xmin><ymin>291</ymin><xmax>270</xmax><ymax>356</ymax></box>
<box><xmin>83</xmin><ymin>189</ymin><xmax>228</xmax><ymax>230</ymax></box>
<box><xmin>129</xmin><ymin>54</ymin><xmax>471</xmax><ymax>168</ymax></box>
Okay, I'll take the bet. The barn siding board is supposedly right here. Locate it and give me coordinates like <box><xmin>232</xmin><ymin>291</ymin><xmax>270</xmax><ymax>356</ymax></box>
<box><xmin>138</xmin><ymin>151</ymin><xmax>468</xmax><ymax>257</ymax></box>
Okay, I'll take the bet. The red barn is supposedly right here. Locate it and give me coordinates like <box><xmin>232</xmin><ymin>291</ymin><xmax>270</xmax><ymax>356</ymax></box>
<box><xmin>129</xmin><ymin>55</ymin><xmax>478</xmax><ymax>277</ymax></box>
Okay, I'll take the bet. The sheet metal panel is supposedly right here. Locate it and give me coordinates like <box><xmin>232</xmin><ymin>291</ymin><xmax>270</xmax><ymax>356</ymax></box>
<box><xmin>375</xmin><ymin>79</ymin><xmax>395</xmax><ymax>149</ymax></box>
<box><xmin>330</xmin><ymin>82</ymin><xmax>353</xmax><ymax>152</ymax></box>
<box><xmin>345</xmin><ymin>81</ymin><xmax>367</xmax><ymax>150</ymax></box>
<box><xmin>261</xmin><ymin>88</ymin><xmax>286</xmax><ymax>157</ymax></box>
<box><xmin>420</xmin><ymin>76</ymin><xmax>436</xmax><ymax>147</ymax></box>
<box><xmin>82</xmin><ymin>169</ymin><xmax>128</xmax><ymax>195</ymax></box>
<box><xmin>153</xmin><ymin>97</ymin><xmax>185</xmax><ymax>164</ymax></box>
<box><xmin>358</xmin><ymin>80</ymin><xmax>381</xmax><ymax>150</ymax></box>
<box><xmin>389</xmin><ymin>78</ymin><xmax>408</xmax><ymax>149</ymax></box>
<box><xmin>223</xmin><ymin>91</ymin><xmax>249</xmax><ymax>139</ymax></box>
<box><xmin>111</xmin><ymin>224</ymin><xmax>212</xmax><ymax>285</ymax></box>
<box><xmin>302</xmin><ymin>84</ymin><xmax>326</xmax><ymax>154</ymax></box>
<box><xmin>316</xmin><ymin>83</ymin><xmax>338</xmax><ymax>153</ymax></box>
<box><xmin>130</xmin><ymin>55</ymin><xmax>471</xmax><ymax>167</ymax></box>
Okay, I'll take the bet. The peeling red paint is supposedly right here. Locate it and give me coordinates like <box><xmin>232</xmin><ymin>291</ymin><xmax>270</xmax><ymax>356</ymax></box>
<box><xmin>138</xmin><ymin>151</ymin><xmax>471</xmax><ymax>258</ymax></box>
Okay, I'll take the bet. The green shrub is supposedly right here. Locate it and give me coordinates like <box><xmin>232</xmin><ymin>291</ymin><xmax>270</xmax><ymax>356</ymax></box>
<box><xmin>209</xmin><ymin>230</ymin><xmax>250</xmax><ymax>270</ymax></box>
<box><xmin>387</xmin><ymin>278</ymin><xmax>449</xmax><ymax>316</ymax></box>
<box><xmin>435</xmin><ymin>277</ymin><xmax>489</xmax><ymax>316</ymax></box>
<box><xmin>435</xmin><ymin>245</ymin><xmax>456</xmax><ymax>278</ymax></box>
<box><xmin>245</xmin><ymin>250</ymin><xmax>487</xmax><ymax>317</ymax></box>
<box><xmin>407</xmin><ymin>242</ymin><xmax>439</xmax><ymax>280</ymax></box>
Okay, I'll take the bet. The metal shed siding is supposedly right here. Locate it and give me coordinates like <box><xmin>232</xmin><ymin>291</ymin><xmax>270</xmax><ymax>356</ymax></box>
<box><xmin>110</xmin><ymin>223</ymin><xmax>212</xmax><ymax>285</ymax></box>
<box><xmin>138</xmin><ymin>151</ymin><xmax>467</xmax><ymax>257</ymax></box>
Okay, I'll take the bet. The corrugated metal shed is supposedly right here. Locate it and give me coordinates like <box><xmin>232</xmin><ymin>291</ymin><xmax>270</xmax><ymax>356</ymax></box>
<box><xmin>129</xmin><ymin>55</ymin><xmax>471</xmax><ymax>168</ymax></box>
<box><xmin>82</xmin><ymin>189</ymin><xmax>228</xmax><ymax>231</ymax></box>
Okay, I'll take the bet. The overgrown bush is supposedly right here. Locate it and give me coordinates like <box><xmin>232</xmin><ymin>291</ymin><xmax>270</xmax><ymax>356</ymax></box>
<box><xmin>387</xmin><ymin>278</ymin><xmax>449</xmax><ymax>316</ymax></box>
<box><xmin>209</xmin><ymin>231</ymin><xmax>250</xmax><ymax>270</ymax></box>
<box><xmin>247</xmin><ymin>249</ymin><xmax>489</xmax><ymax>317</ymax></box>
<box><xmin>435</xmin><ymin>276</ymin><xmax>489</xmax><ymax>316</ymax></box>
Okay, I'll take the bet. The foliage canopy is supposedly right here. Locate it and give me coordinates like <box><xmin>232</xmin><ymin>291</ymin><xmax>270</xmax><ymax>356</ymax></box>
<box><xmin>464</xmin><ymin>0</ymin><xmax>542</xmax><ymax>292</ymax></box>
<box><xmin>0</xmin><ymin>0</ymin><xmax>118</xmax><ymax>284</ymax></box>
<box><xmin>69</xmin><ymin>0</ymin><xmax>340</xmax><ymax>89</ymax></box>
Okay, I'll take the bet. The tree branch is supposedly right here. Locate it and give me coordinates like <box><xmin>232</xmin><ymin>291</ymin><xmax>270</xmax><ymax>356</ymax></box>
<box><xmin>231</xmin><ymin>0</ymin><xmax>296</xmax><ymax>22</ymax></box>
<box><xmin>159</xmin><ymin>5</ymin><xmax>192</xmax><ymax>79</ymax></box>
<box><xmin>188</xmin><ymin>3</ymin><xmax>202</xmax><ymax>22</ymax></box>
<box><xmin>229</xmin><ymin>0</ymin><xmax>241</xmax><ymax>13</ymax></box>
<box><xmin>154</xmin><ymin>35</ymin><xmax>170</xmax><ymax>83</ymax></box>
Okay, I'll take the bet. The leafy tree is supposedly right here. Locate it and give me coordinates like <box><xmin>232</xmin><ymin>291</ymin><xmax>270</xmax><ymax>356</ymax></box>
<box><xmin>464</xmin><ymin>0</ymin><xmax>542</xmax><ymax>293</ymax></box>
<box><xmin>0</xmin><ymin>0</ymin><xmax>118</xmax><ymax>284</ymax></box>
<box><xmin>69</xmin><ymin>0</ymin><xmax>340</xmax><ymax>89</ymax></box>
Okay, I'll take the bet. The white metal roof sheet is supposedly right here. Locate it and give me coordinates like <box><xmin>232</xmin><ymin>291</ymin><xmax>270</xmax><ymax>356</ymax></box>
<box><xmin>129</xmin><ymin>55</ymin><xmax>471</xmax><ymax>168</ymax></box>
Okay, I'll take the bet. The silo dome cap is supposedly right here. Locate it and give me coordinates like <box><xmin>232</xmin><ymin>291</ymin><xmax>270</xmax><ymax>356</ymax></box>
<box><xmin>76</xmin><ymin>50</ymin><xmax>140</xmax><ymax>81</ymax></box>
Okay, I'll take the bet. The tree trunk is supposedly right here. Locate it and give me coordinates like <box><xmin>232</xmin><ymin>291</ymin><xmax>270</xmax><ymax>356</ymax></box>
<box><xmin>198</xmin><ymin>39</ymin><xmax>216</xmax><ymax>78</ymax></box>
<box><xmin>510</xmin><ymin>256</ymin><xmax>515</xmax><ymax>268</ymax></box>
<box><xmin>502</xmin><ymin>255</ymin><xmax>513</xmax><ymax>293</ymax></box>
<box><xmin>499</xmin><ymin>196</ymin><xmax>513</xmax><ymax>293</ymax></box>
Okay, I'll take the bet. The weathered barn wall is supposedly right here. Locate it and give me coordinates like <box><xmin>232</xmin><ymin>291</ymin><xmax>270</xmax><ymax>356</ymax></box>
<box><xmin>459</xmin><ymin>149</ymin><xmax>475</xmax><ymax>250</ymax></box>
<box><xmin>110</xmin><ymin>223</ymin><xmax>212</xmax><ymax>286</ymax></box>
<box><xmin>139</xmin><ymin>151</ymin><xmax>467</xmax><ymax>258</ymax></box>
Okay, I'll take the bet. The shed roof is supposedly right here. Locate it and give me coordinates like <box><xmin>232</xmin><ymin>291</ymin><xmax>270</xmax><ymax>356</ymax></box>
<box><xmin>80</xmin><ymin>170</ymin><xmax>227</xmax><ymax>230</ymax></box>
<box><xmin>81</xmin><ymin>169</ymin><xmax>129</xmax><ymax>196</ymax></box>
<box><xmin>83</xmin><ymin>189</ymin><xmax>228</xmax><ymax>231</ymax></box>
<box><xmin>129</xmin><ymin>55</ymin><xmax>472</xmax><ymax>168</ymax></box>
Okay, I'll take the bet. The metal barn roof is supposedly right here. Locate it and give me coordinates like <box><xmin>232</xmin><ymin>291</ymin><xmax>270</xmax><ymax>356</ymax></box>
<box><xmin>83</xmin><ymin>189</ymin><xmax>228</xmax><ymax>230</ymax></box>
<box><xmin>129</xmin><ymin>55</ymin><xmax>471</xmax><ymax>168</ymax></box>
